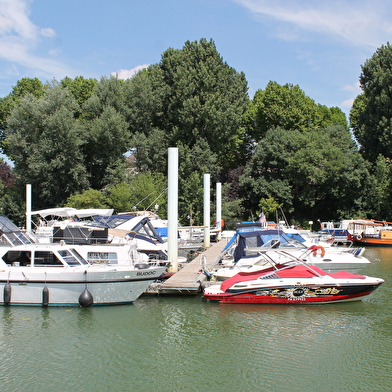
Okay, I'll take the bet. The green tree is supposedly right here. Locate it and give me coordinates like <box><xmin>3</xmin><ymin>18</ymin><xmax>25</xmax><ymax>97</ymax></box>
<box><xmin>365</xmin><ymin>155</ymin><xmax>392</xmax><ymax>219</ymax></box>
<box><xmin>240</xmin><ymin>125</ymin><xmax>369</xmax><ymax>222</ymax></box>
<box><xmin>82</xmin><ymin>76</ymin><xmax>130</xmax><ymax>189</ymax></box>
<box><xmin>259</xmin><ymin>197</ymin><xmax>281</xmax><ymax>220</ymax></box>
<box><xmin>351</xmin><ymin>42</ymin><xmax>392</xmax><ymax>161</ymax></box>
<box><xmin>65</xmin><ymin>189</ymin><xmax>108</xmax><ymax>209</ymax></box>
<box><xmin>60</xmin><ymin>76</ymin><xmax>97</xmax><ymax>110</ymax></box>
<box><xmin>138</xmin><ymin>38</ymin><xmax>249</xmax><ymax>171</ymax></box>
<box><xmin>127</xmin><ymin>172</ymin><xmax>167</xmax><ymax>217</ymax></box>
<box><xmin>6</xmin><ymin>84</ymin><xmax>89</xmax><ymax>208</ymax></box>
<box><xmin>105</xmin><ymin>182</ymin><xmax>132</xmax><ymax>213</ymax></box>
<box><xmin>247</xmin><ymin>81</ymin><xmax>348</xmax><ymax>142</ymax></box>
<box><xmin>0</xmin><ymin>77</ymin><xmax>45</xmax><ymax>152</ymax></box>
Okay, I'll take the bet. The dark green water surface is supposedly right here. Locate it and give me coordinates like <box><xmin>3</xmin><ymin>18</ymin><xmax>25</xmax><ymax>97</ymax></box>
<box><xmin>0</xmin><ymin>247</ymin><xmax>391</xmax><ymax>392</ymax></box>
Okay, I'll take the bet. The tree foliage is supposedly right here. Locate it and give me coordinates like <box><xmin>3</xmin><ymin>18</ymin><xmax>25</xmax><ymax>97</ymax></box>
<box><xmin>65</xmin><ymin>189</ymin><xmax>109</xmax><ymax>209</ymax></box>
<box><xmin>240</xmin><ymin>125</ymin><xmax>369</xmax><ymax>223</ymax></box>
<box><xmin>351</xmin><ymin>42</ymin><xmax>392</xmax><ymax>161</ymax></box>
<box><xmin>6</xmin><ymin>84</ymin><xmax>89</xmax><ymax>208</ymax></box>
<box><xmin>246</xmin><ymin>81</ymin><xmax>348</xmax><ymax>143</ymax></box>
<box><xmin>132</xmin><ymin>38</ymin><xmax>249</xmax><ymax>172</ymax></box>
<box><xmin>0</xmin><ymin>77</ymin><xmax>45</xmax><ymax>151</ymax></box>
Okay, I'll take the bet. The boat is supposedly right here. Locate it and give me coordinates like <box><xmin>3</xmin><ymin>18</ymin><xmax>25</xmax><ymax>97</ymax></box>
<box><xmin>210</xmin><ymin>228</ymin><xmax>370</xmax><ymax>280</ymax></box>
<box><xmin>27</xmin><ymin>208</ymin><xmax>169</xmax><ymax>261</ymax></box>
<box><xmin>203</xmin><ymin>249</ymin><xmax>384</xmax><ymax>304</ymax></box>
<box><xmin>0</xmin><ymin>242</ymin><xmax>167</xmax><ymax>306</ymax></box>
<box><xmin>346</xmin><ymin>219</ymin><xmax>392</xmax><ymax>246</ymax></box>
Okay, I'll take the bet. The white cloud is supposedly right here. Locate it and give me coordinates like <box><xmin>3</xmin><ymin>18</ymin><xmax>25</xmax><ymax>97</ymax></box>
<box><xmin>342</xmin><ymin>82</ymin><xmax>361</xmax><ymax>93</ymax></box>
<box><xmin>40</xmin><ymin>27</ymin><xmax>55</xmax><ymax>37</ymax></box>
<box><xmin>341</xmin><ymin>98</ymin><xmax>355</xmax><ymax>109</ymax></box>
<box><xmin>111</xmin><ymin>64</ymin><xmax>149</xmax><ymax>79</ymax></box>
<box><xmin>0</xmin><ymin>0</ymin><xmax>73</xmax><ymax>79</ymax></box>
<box><xmin>233</xmin><ymin>0</ymin><xmax>392</xmax><ymax>48</ymax></box>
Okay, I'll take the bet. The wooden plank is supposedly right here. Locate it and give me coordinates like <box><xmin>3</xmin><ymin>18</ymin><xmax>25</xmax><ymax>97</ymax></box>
<box><xmin>147</xmin><ymin>238</ymin><xmax>229</xmax><ymax>295</ymax></box>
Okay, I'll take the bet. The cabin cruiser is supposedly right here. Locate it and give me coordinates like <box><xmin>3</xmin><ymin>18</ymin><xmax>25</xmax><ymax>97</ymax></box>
<box><xmin>204</xmin><ymin>249</ymin><xmax>383</xmax><ymax>305</ymax></box>
<box><xmin>27</xmin><ymin>208</ymin><xmax>169</xmax><ymax>262</ymax></box>
<box><xmin>0</xmin><ymin>242</ymin><xmax>167</xmax><ymax>307</ymax></box>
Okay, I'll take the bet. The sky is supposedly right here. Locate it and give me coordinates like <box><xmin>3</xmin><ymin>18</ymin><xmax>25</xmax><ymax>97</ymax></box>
<box><xmin>1</xmin><ymin>0</ymin><xmax>392</xmax><ymax>119</ymax></box>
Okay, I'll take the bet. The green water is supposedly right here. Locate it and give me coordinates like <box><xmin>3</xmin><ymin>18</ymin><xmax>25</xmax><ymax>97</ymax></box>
<box><xmin>0</xmin><ymin>247</ymin><xmax>391</xmax><ymax>392</ymax></box>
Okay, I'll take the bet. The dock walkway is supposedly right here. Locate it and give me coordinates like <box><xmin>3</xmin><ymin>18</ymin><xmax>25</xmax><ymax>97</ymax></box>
<box><xmin>147</xmin><ymin>238</ymin><xmax>229</xmax><ymax>295</ymax></box>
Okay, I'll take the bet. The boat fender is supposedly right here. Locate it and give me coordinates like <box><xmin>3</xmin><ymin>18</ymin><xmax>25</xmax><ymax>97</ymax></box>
<box><xmin>42</xmin><ymin>286</ymin><xmax>49</xmax><ymax>307</ymax></box>
<box><xmin>312</xmin><ymin>245</ymin><xmax>325</xmax><ymax>257</ymax></box>
<box><xmin>78</xmin><ymin>289</ymin><xmax>94</xmax><ymax>307</ymax></box>
<box><xmin>3</xmin><ymin>282</ymin><xmax>11</xmax><ymax>305</ymax></box>
<box><xmin>197</xmin><ymin>280</ymin><xmax>205</xmax><ymax>292</ymax></box>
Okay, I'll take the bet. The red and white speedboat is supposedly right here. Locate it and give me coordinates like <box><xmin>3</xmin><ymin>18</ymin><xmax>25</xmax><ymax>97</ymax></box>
<box><xmin>204</xmin><ymin>250</ymin><xmax>384</xmax><ymax>305</ymax></box>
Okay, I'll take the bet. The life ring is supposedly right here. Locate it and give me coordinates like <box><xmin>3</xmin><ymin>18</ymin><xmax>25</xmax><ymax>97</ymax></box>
<box><xmin>312</xmin><ymin>245</ymin><xmax>325</xmax><ymax>257</ymax></box>
<box><xmin>357</xmin><ymin>234</ymin><xmax>362</xmax><ymax>241</ymax></box>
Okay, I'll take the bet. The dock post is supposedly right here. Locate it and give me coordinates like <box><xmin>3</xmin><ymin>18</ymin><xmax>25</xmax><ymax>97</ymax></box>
<box><xmin>204</xmin><ymin>173</ymin><xmax>210</xmax><ymax>248</ymax></box>
<box><xmin>216</xmin><ymin>182</ymin><xmax>222</xmax><ymax>241</ymax></box>
<box><xmin>167</xmin><ymin>147</ymin><xmax>179</xmax><ymax>273</ymax></box>
<box><xmin>26</xmin><ymin>184</ymin><xmax>32</xmax><ymax>232</ymax></box>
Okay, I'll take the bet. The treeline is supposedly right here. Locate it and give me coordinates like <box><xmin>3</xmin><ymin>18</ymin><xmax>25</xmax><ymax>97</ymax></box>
<box><xmin>0</xmin><ymin>38</ymin><xmax>391</xmax><ymax>227</ymax></box>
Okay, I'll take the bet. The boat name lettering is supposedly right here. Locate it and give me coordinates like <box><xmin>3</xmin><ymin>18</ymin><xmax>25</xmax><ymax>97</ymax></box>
<box><xmin>136</xmin><ymin>271</ymin><xmax>156</xmax><ymax>276</ymax></box>
<box><xmin>314</xmin><ymin>287</ymin><xmax>341</xmax><ymax>295</ymax></box>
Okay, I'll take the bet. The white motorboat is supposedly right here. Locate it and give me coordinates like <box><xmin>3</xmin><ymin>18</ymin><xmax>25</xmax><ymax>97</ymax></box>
<box><xmin>0</xmin><ymin>242</ymin><xmax>167</xmax><ymax>307</ymax></box>
<box><xmin>27</xmin><ymin>208</ymin><xmax>169</xmax><ymax>262</ymax></box>
<box><xmin>210</xmin><ymin>228</ymin><xmax>370</xmax><ymax>280</ymax></box>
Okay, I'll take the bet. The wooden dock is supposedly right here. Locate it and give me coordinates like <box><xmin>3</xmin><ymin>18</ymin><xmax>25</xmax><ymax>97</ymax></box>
<box><xmin>146</xmin><ymin>238</ymin><xmax>229</xmax><ymax>295</ymax></box>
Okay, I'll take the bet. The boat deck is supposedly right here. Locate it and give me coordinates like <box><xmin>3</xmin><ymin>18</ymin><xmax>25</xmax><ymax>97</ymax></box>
<box><xmin>146</xmin><ymin>238</ymin><xmax>228</xmax><ymax>295</ymax></box>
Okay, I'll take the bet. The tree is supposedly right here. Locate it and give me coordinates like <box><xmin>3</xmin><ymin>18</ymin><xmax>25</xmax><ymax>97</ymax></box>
<box><xmin>127</xmin><ymin>172</ymin><xmax>167</xmax><ymax>216</ymax></box>
<box><xmin>6</xmin><ymin>84</ymin><xmax>89</xmax><ymax>208</ymax></box>
<box><xmin>0</xmin><ymin>77</ymin><xmax>45</xmax><ymax>152</ymax></box>
<box><xmin>60</xmin><ymin>76</ymin><xmax>97</xmax><ymax>111</ymax></box>
<box><xmin>0</xmin><ymin>159</ymin><xmax>14</xmax><ymax>187</ymax></box>
<box><xmin>247</xmin><ymin>81</ymin><xmax>348</xmax><ymax>142</ymax></box>
<box><xmin>65</xmin><ymin>189</ymin><xmax>108</xmax><ymax>209</ymax></box>
<box><xmin>138</xmin><ymin>38</ymin><xmax>249</xmax><ymax>171</ymax></box>
<box><xmin>351</xmin><ymin>42</ymin><xmax>392</xmax><ymax>161</ymax></box>
<box><xmin>104</xmin><ymin>173</ymin><xmax>167</xmax><ymax>215</ymax></box>
<box><xmin>259</xmin><ymin>197</ymin><xmax>281</xmax><ymax>221</ymax></box>
<box><xmin>240</xmin><ymin>125</ymin><xmax>370</xmax><ymax>223</ymax></box>
<box><xmin>81</xmin><ymin>76</ymin><xmax>130</xmax><ymax>189</ymax></box>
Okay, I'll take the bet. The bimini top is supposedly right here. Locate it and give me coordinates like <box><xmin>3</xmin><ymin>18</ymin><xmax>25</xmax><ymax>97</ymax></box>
<box><xmin>27</xmin><ymin>208</ymin><xmax>114</xmax><ymax>218</ymax></box>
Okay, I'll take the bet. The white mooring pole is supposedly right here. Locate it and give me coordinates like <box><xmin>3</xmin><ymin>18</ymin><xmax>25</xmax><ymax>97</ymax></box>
<box><xmin>216</xmin><ymin>182</ymin><xmax>222</xmax><ymax>241</ymax></box>
<box><xmin>203</xmin><ymin>173</ymin><xmax>210</xmax><ymax>248</ymax></box>
<box><xmin>167</xmin><ymin>147</ymin><xmax>179</xmax><ymax>273</ymax></box>
<box><xmin>26</xmin><ymin>184</ymin><xmax>32</xmax><ymax>232</ymax></box>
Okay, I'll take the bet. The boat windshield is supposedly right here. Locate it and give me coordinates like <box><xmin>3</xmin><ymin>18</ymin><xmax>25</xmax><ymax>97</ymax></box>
<box><xmin>58</xmin><ymin>249</ymin><xmax>88</xmax><ymax>265</ymax></box>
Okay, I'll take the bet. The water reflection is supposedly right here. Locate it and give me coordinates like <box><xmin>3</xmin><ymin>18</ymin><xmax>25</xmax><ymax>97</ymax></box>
<box><xmin>0</xmin><ymin>248</ymin><xmax>391</xmax><ymax>391</ymax></box>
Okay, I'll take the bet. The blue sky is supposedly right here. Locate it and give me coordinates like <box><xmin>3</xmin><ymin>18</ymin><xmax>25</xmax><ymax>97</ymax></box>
<box><xmin>1</xmin><ymin>0</ymin><xmax>392</xmax><ymax>118</ymax></box>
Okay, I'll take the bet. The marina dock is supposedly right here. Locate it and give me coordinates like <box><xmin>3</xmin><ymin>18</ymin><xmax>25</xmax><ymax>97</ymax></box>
<box><xmin>147</xmin><ymin>238</ymin><xmax>229</xmax><ymax>295</ymax></box>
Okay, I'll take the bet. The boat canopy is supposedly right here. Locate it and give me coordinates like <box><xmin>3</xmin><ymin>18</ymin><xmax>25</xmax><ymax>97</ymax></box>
<box><xmin>231</xmin><ymin>229</ymin><xmax>301</xmax><ymax>262</ymax></box>
<box><xmin>28</xmin><ymin>208</ymin><xmax>114</xmax><ymax>218</ymax></box>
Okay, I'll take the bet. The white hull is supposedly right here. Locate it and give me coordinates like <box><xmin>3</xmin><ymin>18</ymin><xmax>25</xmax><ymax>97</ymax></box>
<box><xmin>0</xmin><ymin>265</ymin><xmax>166</xmax><ymax>306</ymax></box>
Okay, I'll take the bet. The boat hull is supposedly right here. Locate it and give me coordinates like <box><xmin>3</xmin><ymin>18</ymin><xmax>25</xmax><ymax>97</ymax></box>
<box><xmin>0</xmin><ymin>266</ymin><xmax>166</xmax><ymax>306</ymax></box>
<box><xmin>204</xmin><ymin>282</ymin><xmax>383</xmax><ymax>304</ymax></box>
<box><xmin>352</xmin><ymin>238</ymin><xmax>392</xmax><ymax>246</ymax></box>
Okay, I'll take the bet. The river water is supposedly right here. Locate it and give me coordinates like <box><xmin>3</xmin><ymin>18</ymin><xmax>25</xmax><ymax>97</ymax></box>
<box><xmin>0</xmin><ymin>247</ymin><xmax>391</xmax><ymax>392</ymax></box>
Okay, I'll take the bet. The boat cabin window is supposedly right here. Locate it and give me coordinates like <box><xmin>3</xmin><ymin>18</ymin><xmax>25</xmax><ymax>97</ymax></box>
<box><xmin>3</xmin><ymin>250</ymin><xmax>32</xmax><ymax>266</ymax></box>
<box><xmin>86</xmin><ymin>252</ymin><xmax>117</xmax><ymax>264</ymax></box>
<box><xmin>58</xmin><ymin>249</ymin><xmax>88</xmax><ymax>265</ymax></box>
<box><xmin>34</xmin><ymin>251</ymin><xmax>63</xmax><ymax>266</ymax></box>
